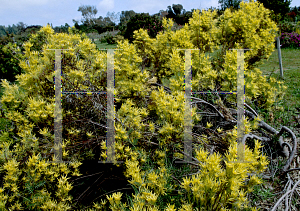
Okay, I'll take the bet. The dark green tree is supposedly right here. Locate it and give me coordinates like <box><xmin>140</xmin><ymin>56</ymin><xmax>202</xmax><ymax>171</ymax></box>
<box><xmin>122</xmin><ymin>13</ymin><xmax>163</xmax><ymax>42</ymax></box>
<box><xmin>256</xmin><ymin>0</ymin><xmax>292</xmax><ymax>21</ymax></box>
<box><xmin>106</xmin><ymin>11</ymin><xmax>120</xmax><ymax>31</ymax></box>
<box><xmin>53</xmin><ymin>23</ymin><xmax>70</xmax><ymax>33</ymax></box>
<box><xmin>0</xmin><ymin>34</ymin><xmax>24</xmax><ymax>83</ymax></box>
<box><xmin>118</xmin><ymin>10</ymin><xmax>136</xmax><ymax>32</ymax></box>
<box><xmin>77</xmin><ymin>5</ymin><xmax>98</xmax><ymax>26</ymax></box>
<box><xmin>93</xmin><ymin>16</ymin><xmax>115</xmax><ymax>33</ymax></box>
<box><xmin>172</xmin><ymin>4</ymin><xmax>184</xmax><ymax>16</ymax></box>
<box><xmin>16</xmin><ymin>22</ymin><xmax>27</xmax><ymax>34</ymax></box>
<box><xmin>165</xmin><ymin>4</ymin><xmax>193</xmax><ymax>26</ymax></box>
<box><xmin>166</xmin><ymin>4</ymin><xmax>183</xmax><ymax>19</ymax></box>
<box><xmin>0</xmin><ymin>26</ymin><xmax>7</xmax><ymax>37</ymax></box>
<box><xmin>290</xmin><ymin>6</ymin><xmax>300</xmax><ymax>15</ymax></box>
<box><xmin>218</xmin><ymin>0</ymin><xmax>243</xmax><ymax>11</ymax></box>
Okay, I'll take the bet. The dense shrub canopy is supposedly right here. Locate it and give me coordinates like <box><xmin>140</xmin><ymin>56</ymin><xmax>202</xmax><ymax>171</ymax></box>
<box><xmin>0</xmin><ymin>0</ymin><xmax>288</xmax><ymax>210</ymax></box>
<box><xmin>122</xmin><ymin>13</ymin><xmax>163</xmax><ymax>42</ymax></box>
<box><xmin>0</xmin><ymin>34</ymin><xmax>25</xmax><ymax>83</ymax></box>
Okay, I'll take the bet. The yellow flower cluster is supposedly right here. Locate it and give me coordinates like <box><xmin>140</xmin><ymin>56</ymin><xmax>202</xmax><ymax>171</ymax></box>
<box><xmin>0</xmin><ymin>0</ymin><xmax>283</xmax><ymax>209</ymax></box>
<box><xmin>105</xmin><ymin>152</ymin><xmax>171</xmax><ymax>210</ymax></box>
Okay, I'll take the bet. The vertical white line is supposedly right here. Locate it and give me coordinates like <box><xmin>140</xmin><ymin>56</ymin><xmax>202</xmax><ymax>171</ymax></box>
<box><xmin>54</xmin><ymin>49</ymin><xmax>62</xmax><ymax>162</ymax></box>
<box><xmin>183</xmin><ymin>49</ymin><xmax>193</xmax><ymax>163</ymax></box>
<box><xmin>237</xmin><ymin>49</ymin><xmax>245</xmax><ymax>162</ymax></box>
<box><xmin>175</xmin><ymin>49</ymin><xmax>199</xmax><ymax>164</ymax></box>
<box><xmin>106</xmin><ymin>49</ymin><xmax>116</xmax><ymax>163</ymax></box>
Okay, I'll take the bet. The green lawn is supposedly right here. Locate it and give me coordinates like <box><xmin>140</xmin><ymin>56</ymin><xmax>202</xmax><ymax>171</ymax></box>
<box><xmin>254</xmin><ymin>47</ymin><xmax>300</xmax><ymax>132</ymax></box>
<box><xmin>94</xmin><ymin>41</ymin><xmax>118</xmax><ymax>50</ymax></box>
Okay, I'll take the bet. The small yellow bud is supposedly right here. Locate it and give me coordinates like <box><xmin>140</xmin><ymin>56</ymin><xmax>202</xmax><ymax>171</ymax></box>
<box><xmin>206</xmin><ymin>122</ymin><xmax>213</xmax><ymax>129</ymax></box>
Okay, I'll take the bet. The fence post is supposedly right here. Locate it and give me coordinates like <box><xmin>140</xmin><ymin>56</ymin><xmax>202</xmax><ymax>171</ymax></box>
<box><xmin>276</xmin><ymin>37</ymin><xmax>284</xmax><ymax>79</ymax></box>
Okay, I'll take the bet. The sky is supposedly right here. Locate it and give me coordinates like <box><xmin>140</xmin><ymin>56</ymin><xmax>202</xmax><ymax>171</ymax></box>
<box><xmin>1</xmin><ymin>0</ymin><xmax>300</xmax><ymax>28</ymax></box>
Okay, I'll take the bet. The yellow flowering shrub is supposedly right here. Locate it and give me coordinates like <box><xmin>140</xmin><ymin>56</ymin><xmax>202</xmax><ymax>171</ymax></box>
<box><xmin>0</xmin><ymin>0</ymin><xmax>285</xmax><ymax>210</ymax></box>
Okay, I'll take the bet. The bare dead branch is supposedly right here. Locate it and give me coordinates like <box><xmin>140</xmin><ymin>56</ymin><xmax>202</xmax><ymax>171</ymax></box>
<box><xmin>284</xmin><ymin>168</ymin><xmax>300</xmax><ymax>174</ymax></box>
<box><xmin>242</xmin><ymin>133</ymin><xmax>271</xmax><ymax>143</ymax></box>
<box><xmin>191</xmin><ymin>96</ymin><xmax>225</xmax><ymax>119</ymax></box>
<box><xmin>276</xmin><ymin>126</ymin><xmax>298</xmax><ymax>172</ymax></box>
<box><xmin>271</xmin><ymin>180</ymin><xmax>300</xmax><ymax>211</ymax></box>
<box><xmin>271</xmin><ymin>190</ymin><xmax>292</xmax><ymax>211</ymax></box>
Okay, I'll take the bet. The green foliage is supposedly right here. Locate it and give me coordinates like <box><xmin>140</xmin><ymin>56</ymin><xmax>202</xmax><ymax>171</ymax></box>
<box><xmin>165</xmin><ymin>4</ymin><xmax>193</xmax><ymax>26</ymax></box>
<box><xmin>77</xmin><ymin>5</ymin><xmax>98</xmax><ymax>26</ymax></box>
<box><xmin>0</xmin><ymin>22</ymin><xmax>28</xmax><ymax>37</ymax></box>
<box><xmin>104</xmin><ymin>34</ymin><xmax>125</xmax><ymax>44</ymax></box>
<box><xmin>277</xmin><ymin>21</ymin><xmax>295</xmax><ymax>34</ymax></box>
<box><xmin>0</xmin><ymin>0</ymin><xmax>288</xmax><ymax>210</ymax></box>
<box><xmin>93</xmin><ymin>16</ymin><xmax>115</xmax><ymax>34</ymax></box>
<box><xmin>250</xmin><ymin>181</ymin><xmax>275</xmax><ymax>203</ymax></box>
<box><xmin>122</xmin><ymin>13</ymin><xmax>163</xmax><ymax>42</ymax></box>
<box><xmin>218</xmin><ymin>0</ymin><xmax>243</xmax><ymax>11</ymax></box>
<box><xmin>119</xmin><ymin>10</ymin><xmax>137</xmax><ymax>32</ymax></box>
<box><xmin>104</xmin><ymin>34</ymin><xmax>115</xmax><ymax>44</ymax></box>
<box><xmin>0</xmin><ymin>35</ymin><xmax>25</xmax><ymax>83</ymax></box>
<box><xmin>257</xmin><ymin>0</ymin><xmax>292</xmax><ymax>22</ymax></box>
<box><xmin>53</xmin><ymin>23</ymin><xmax>71</xmax><ymax>33</ymax></box>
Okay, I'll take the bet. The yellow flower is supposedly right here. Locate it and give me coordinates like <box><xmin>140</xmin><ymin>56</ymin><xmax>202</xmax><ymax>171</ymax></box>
<box><xmin>206</xmin><ymin>122</ymin><xmax>213</xmax><ymax>128</ymax></box>
<box><xmin>86</xmin><ymin>131</ymin><xmax>93</xmax><ymax>137</ymax></box>
<box><xmin>106</xmin><ymin>194</ymin><xmax>114</xmax><ymax>205</ymax></box>
<box><xmin>217</xmin><ymin>127</ymin><xmax>223</xmax><ymax>133</ymax></box>
<box><xmin>145</xmin><ymin>192</ymin><xmax>158</xmax><ymax>205</ymax></box>
<box><xmin>112</xmin><ymin>192</ymin><xmax>123</xmax><ymax>205</ymax></box>
<box><xmin>166</xmin><ymin>204</ymin><xmax>177</xmax><ymax>211</ymax></box>
<box><xmin>181</xmin><ymin>177</ymin><xmax>192</xmax><ymax>191</ymax></box>
<box><xmin>100</xmin><ymin>199</ymin><xmax>107</xmax><ymax>206</ymax></box>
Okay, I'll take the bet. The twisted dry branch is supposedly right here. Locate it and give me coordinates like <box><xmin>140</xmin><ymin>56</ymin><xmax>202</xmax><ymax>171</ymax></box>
<box><xmin>271</xmin><ymin>180</ymin><xmax>300</xmax><ymax>211</ymax></box>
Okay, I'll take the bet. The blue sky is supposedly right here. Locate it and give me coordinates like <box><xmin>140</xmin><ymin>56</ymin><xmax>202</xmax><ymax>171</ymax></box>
<box><xmin>1</xmin><ymin>0</ymin><xmax>300</xmax><ymax>28</ymax></box>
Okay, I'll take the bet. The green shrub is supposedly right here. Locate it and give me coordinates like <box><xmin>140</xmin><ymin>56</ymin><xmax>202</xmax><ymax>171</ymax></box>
<box><xmin>122</xmin><ymin>13</ymin><xmax>163</xmax><ymax>42</ymax></box>
<box><xmin>0</xmin><ymin>1</ymin><xmax>287</xmax><ymax>210</ymax></box>
<box><xmin>0</xmin><ymin>35</ymin><xmax>24</xmax><ymax>83</ymax></box>
<box><xmin>105</xmin><ymin>34</ymin><xmax>115</xmax><ymax>44</ymax></box>
<box><xmin>278</xmin><ymin>22</ymin><xmax>295</xmax><ymax>34</ymax></box>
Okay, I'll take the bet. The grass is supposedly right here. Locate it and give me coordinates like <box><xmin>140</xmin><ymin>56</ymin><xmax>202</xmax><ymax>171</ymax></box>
<box><xmin>94</xmin><ymin>41</ymin><xmax>118</xmax><ymax>50</ymax></box>
<box><xmin>254</xmin><ymin>47</ymin><xmax>300</xmax><ymax>133</ymax></box>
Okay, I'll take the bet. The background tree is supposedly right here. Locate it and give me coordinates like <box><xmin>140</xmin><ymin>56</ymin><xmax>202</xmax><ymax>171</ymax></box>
<box><xmin>118</xmin><ymin>10</ymin><xmax>136</xmax><ymax>32</ymax></box>
<box><xmin>0</xmin><ymin>26</ymin><xmax>6</xmax><ymax>37</ymax></box>
<box><xmin>77</xmin><ymin>5</ymin><xmax>98</xmax><ymax>27</ymax></box>
<box><xmin>16</xmin><ymin>22</ymin><xmax>27</xmax><ymax>34</ymax></box>
<box><xmin>256</xmin><ymin>0</ymin><xmax>292</xmax><ymax>22</ymax></box>
<box><xmin>164</xmin><ymin>4</ymin><xmax>193</xmax><ymax>26</ymax></box>
<box><xmin>288</xmin><ymin>6</ymin><xmax>300</xmax><ymax>21</ymax></box>
<box><xmin>93</xmin><ymin>16</ymin><xmax>115</xmax><ymax>33</ymax></box>
<box><xmin>106</xmin><ymin>11</ymin><xmax>120</xmax><ymax>31</ymax></box>
<box><xmin>122</xmin><ymin>13</ymin><xmax>163</xmax><ymax>42</ymax></box>
<box><xmin>166</xmin><ymin>4</ymin><xmax>183</xmax><ymax>21</ymax></box>
<box><xmin>218</xmin><ymin>0</ymin><xmax>243</xmax><ymax>11</ymax></box>
<box><xmin>53</xmin><ymin>23</ymin><xmax>70</xmax><ymax>33</ymax></box>
<box><xmin>0</xmin><ymin>34</ymin><xmax>24</xmax><ymax>83</ymax></box>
